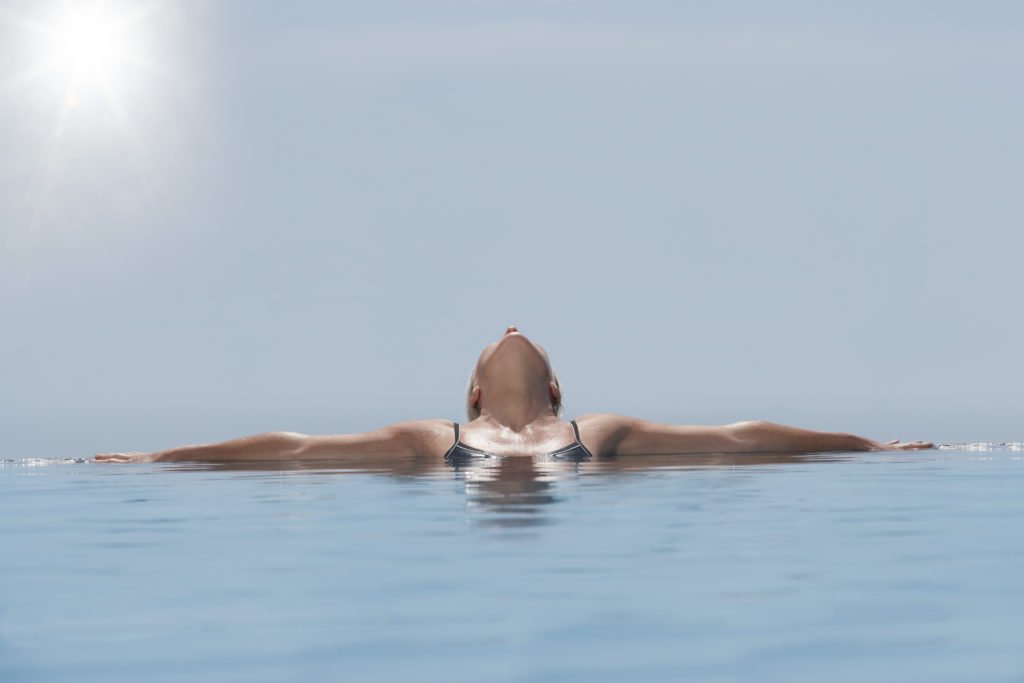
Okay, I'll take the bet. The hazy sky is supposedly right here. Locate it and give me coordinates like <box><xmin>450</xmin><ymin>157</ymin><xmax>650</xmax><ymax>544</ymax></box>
<box><xmin>1</xmin><ymin>0</ymin><xmax>1022</xmax><ymax>456</ymax></box>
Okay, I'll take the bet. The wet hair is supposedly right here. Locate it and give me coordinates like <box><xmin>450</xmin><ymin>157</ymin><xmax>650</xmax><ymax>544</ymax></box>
<box><xmin>465</xmin><ymin>367</ymin><xmax>562</xmax><ymax>421</ymax></box>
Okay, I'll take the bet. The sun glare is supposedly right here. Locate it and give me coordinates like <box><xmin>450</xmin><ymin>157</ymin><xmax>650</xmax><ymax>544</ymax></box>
<box><xmin>57</xmin><ymin>12</ymin><xmax>116</xmax><ymax>73</ymax></box>
<box><xmin>3</xmin><ymin>1</ymin><xmax>168</xmax><ymax>106</ymax></box>
<box><xmin>3</xmin><ymin>1</ymin><xmax>171</xmax><ymax>224</ymax></box>
<box><xmin>3</xmin><ymin>0</ymin><xmax>166</xmax><ymax>111</ymax></box>
<box><xmin>41</xmin><ymin>3</ymin><xmax>150</xmax><ymax>92</ymax></box>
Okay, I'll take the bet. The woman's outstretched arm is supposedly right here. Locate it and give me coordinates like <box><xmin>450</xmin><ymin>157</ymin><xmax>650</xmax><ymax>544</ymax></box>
<box><xmin>95</xmin><ymin>419</ymin><xmax>453</xmax><ymax>463</ymax></box>
<box><xmin>575</xmin><ymin>414</ymin><xmax>932</xmax><ymax>457</ymax></box>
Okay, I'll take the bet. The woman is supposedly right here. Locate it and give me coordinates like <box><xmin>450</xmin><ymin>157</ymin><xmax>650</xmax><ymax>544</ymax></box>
<box><xmin>96</xmin><ymin>326</ymin><xmax>931</xmax><ymax>463</ymax></box>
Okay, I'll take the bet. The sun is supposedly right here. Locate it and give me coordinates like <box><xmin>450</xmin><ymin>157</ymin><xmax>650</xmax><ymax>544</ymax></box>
<box><xmin>55</xmin><ymin>10</ymin><xmax>119</xmax><ymax>75</ymax></box>
<box><xmin>2</xmin><ymin>0</ymin><xmax>168</xmax><ymax>118</ymax></box>
<box><xmin>3</xmin><ymin>1</ymin><xmax>167</xmax><ymax>110</ymax></box>
<box><xmin>38</xmin><ymin>2</ymin><xmax>156</xmax><ymax>95</ymax></box>
<box><xmin>3</xmin><ymin>1</ymin><xmax>170</xmax><ymax>223</ymax></box>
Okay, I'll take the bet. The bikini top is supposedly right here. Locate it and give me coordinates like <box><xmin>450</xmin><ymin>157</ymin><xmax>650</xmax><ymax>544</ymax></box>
<box><xmin>444</xmin><ymin>420</ymin><xmax>594</xmax><ymax>466</ymax></box>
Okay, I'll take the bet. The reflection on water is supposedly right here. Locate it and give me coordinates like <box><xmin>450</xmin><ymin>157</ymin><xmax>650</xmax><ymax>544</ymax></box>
<box><xmin>1</xmin><ymin>450</ymin><xmax>922</xmax><ymax>531</ymax></box>
<box><xmin>5</xmin><ymin>450</ymin><xmax>864</xmax><ymax>531</ymax></box>
<box><xmin>118</xmin><ymin>450</ymin><xmax>860</xmax><ymax>529</ymax></box>
<box><xmin>5</xmin><ymin>448</ymin><xmax>1010</xmax><ymax>533</ymax></box>
<box><xmin>2</xmin><ymin>446</ymin><xmax>1024</xmax><ymax>683</ymax></box>
<box><xmin>461</xmin><ymin>458</ymin><xmax>569</xmax><ymax>527</ymax></box>
<box><xmin>448</xmin><ymin>448</ymin><xmax>590</xmax><ymax>527</ymax></box>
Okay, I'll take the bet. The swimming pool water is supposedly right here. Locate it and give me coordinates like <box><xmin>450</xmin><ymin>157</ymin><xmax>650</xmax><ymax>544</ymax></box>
<box><xmin>2</xmin><ymin>446</ymin><xmax>1023</xmax><ymax>683</ymax></box>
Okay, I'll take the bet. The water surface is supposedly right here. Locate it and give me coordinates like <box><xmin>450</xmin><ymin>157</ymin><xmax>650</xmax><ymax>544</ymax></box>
<box><xmin>2</xmin><ymin>446</ymin><xmax>1023</xmax><ymax>682</ymax></box>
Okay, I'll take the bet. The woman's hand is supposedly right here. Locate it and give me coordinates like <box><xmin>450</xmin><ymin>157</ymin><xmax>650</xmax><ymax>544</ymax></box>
<box><xmin>94</xmin><ymin>452</ymin><xmax>157</xmax><ymax>463</ymax></box>
<box><xmin>877</xmin><ymin>440</ymin><xmax>934</xmax><ymax>451</ymax></box>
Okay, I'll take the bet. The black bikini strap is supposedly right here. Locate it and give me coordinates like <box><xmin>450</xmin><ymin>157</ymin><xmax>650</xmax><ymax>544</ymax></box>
<box><xmin>570</xmin><ymin>419</ymin><xmax>595</xmax><ymax>459</ymax></box>
<box><xmin>443</xmin><ymin>422</ymin><xmax>461</xmax><ymax>461</ymax></box>
<box><xmin>570</xmin><ymin>419</ymin><xmax>582</xmax><ymax>444</ymax></box>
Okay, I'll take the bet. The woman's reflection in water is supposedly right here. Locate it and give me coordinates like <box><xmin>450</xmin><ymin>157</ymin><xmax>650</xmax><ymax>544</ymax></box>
<box><xmin>167</xmin><ymin>450</ymin><xmax>850</xmax><ymax>529</ymax></box>
<box><xmin>449</xmin><ymin>451</ymin><xmax>588</xmax><ymax>528</ymax></box>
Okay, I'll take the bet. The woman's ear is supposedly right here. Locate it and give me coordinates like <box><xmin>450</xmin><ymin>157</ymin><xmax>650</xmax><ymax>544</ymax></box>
<box><xmin>549</xmin><ymin>381</ymin><xmax>561</xmax><ymax>411</ymax></box>
<box><xmin>471</xmin><ymin>386</ymin><xmax>481</xmax><ymax>410</ymax></box>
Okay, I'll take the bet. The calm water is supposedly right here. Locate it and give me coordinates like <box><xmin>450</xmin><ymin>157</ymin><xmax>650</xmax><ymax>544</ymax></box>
<box><xmin>2</xmin><ymin>446</ymin><xmax>1023</xmax><ymax>683</ymax></box>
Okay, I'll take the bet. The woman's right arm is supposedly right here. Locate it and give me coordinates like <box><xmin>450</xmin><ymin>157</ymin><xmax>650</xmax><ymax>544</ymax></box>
<box><xmin>95</xmin><ymin>420</ymin><xmax>452</xmax><ymax>463</ymax></box>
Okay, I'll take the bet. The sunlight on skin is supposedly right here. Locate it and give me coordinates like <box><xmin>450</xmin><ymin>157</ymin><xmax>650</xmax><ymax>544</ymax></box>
<box><xmin>1</xmin><ymin>1</ymin><xmax>168</xmax><ymax>225</ymax></box>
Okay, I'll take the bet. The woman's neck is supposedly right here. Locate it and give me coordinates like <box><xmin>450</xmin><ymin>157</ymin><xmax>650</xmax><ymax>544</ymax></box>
<box><xmin>477</xmin><ymin>390</ymin><xmax>559</xmax><ymax>432</ymax></box>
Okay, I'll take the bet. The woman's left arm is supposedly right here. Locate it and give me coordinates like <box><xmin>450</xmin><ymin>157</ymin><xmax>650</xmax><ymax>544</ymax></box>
<box><xmin>576</xmin><ymin>414</ymin><xmax>932</xmax><ymax>456</ymax></box>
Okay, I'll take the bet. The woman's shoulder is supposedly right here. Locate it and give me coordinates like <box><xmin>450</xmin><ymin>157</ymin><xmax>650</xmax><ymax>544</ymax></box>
<box><xmin>393</xmin><ymin>418</ymin><xmax>457</xmax><ymax>437</ymax></box>
<box><xmin>571</xmin><ymin>414</ymin><xmax>640</xmax><ymax>456</ymax></box>
<box><xmin>573</xmin><ymin>413</ymin><xmax>632</xmax><ymax>431</ymax></box>
<box><xmin>379</xmin><ymin>419</ymin><xmax>456</xmax><ymax>455</ymax></box>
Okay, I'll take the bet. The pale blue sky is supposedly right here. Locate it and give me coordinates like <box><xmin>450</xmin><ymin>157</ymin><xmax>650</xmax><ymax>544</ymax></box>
<box><xmin>1</xmin><ymin>1</ymin><xmax>1022</xmax><ymax>456</ymax></box>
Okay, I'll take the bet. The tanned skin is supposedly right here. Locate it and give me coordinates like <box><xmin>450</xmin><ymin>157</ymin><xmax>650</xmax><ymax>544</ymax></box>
<box><xmin>96</xmin><ymin>327</ymin><xmax>931</xmax><ymax>463</ymax></box>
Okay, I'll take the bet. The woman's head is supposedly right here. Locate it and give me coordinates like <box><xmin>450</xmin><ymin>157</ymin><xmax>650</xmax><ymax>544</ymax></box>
<box><xmin>466</xmin><ymin>327</ymin><xmax>562</xmax><ymax>420</ymax></box>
